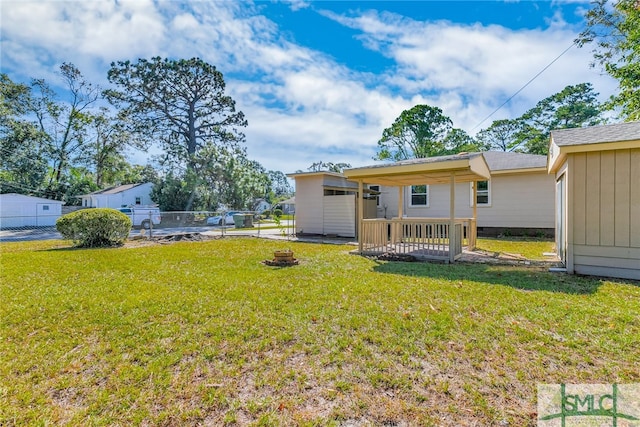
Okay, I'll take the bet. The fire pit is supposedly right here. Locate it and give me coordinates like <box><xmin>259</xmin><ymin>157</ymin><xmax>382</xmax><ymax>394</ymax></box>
<box><xmin>263</xmin><ymin>250</ymin><xmax>298</xmax><ymax>266</ymax></box>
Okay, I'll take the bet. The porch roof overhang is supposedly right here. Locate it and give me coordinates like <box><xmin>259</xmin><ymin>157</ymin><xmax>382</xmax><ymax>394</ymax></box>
<box><xmin>343</xmin><ymin>152</ymin><xmax>491</xmax><ymax>186</ymax></box>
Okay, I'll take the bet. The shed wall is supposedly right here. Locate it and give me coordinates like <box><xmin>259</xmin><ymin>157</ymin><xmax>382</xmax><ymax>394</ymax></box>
<box><xmin>568</xmin><ymin>148</ymin><xmax>640</xmax><ymax>279</ymax></box>
<box><xmin>323</xmin><ymin>195</ymin><xmax>356</xmax><ymax>237</ymax></box>
<box><xmin>293</xmin><ymin>176</ymin><xmax>324</xmax><ymax>234</ymax></box>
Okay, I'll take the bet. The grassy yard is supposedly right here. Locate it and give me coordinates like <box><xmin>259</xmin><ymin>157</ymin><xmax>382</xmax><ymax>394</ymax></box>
<box><xmin>1</xmin><ymin>237</ymin><xmax>638</xmax><ymax>426</ymax></box>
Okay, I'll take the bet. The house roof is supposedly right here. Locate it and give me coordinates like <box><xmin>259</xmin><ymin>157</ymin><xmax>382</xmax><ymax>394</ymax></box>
<box><xmin>343</xmin><ymin>152</ymin><xmax>491</xmax><ymax>186</ymax></box>
<box><xmin>81</xmin><ymin>183</ymin><xmax>149</xmax><ymax>196</ymax></box>
<box><xmin>548</xmin><ymin>121</ymin><xmax>640</xmax><ymax>173</ymax></box>
<box><xmin>481</xmin><ymin>151</ymin><xmax>546</xmax><ymax>173</ymax></box>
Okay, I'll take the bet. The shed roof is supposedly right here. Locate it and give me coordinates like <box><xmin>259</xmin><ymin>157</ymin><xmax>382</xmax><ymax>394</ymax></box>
<box><xmin>548</xmin><ymin>121</ymin><xmax>640</xmax><ymax>173</ymax></box>
<box><xmin>0</xmin><ymin>193</ymin><xmax>64</xmax><ymax>204</ymax></box>
<box><xmin>551</xmin><ymin>121</ymin><xmax>640</xmax><ymax>147</ymax></box>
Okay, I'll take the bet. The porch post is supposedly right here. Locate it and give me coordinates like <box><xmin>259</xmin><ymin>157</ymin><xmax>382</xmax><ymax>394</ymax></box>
<box><xmin>397</xmin><ymin>186</ymin><xmax>403</xmax><ymax>218</ymax></box>
<box><xmin>449</xmin><ymin>172</ymin><xmax>456</xmax><ymax>263</ymax></box>
<box><xmin>358</xmin><ymin>180</ymin><xmax>364</xmax><ymax>253</ymax></box>
<box><xmin>471</xmin><ymin>180</ymin><xmax>478</xmax><ymax>250</ymax></box>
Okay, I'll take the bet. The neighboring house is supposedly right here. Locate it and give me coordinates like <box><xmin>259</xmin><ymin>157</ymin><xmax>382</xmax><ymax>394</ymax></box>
<box><xmin>276</xmin><ymin>196</ymin><xmax>295</xmax><ymax>215</ymax></box>
<box><xmin>0</xmin><ymin>193</ymin><xmax>64</xmax><ymax>228</ymax></box>
<box><xmin>548</xmin><ymin>121</ymin><xmax>640</xmax><ymax>280</ymax></box>
<box><xmin>79</xmin><ymin>183</ymin><xmax>154</xmax><ymax>209</ymax></box>
<box><xmin>376</xmin><ymin>151</ymin><xmax>555</xmax><ymax>236</ymax></box>
<box><xmin>253</xmin><ymin>199</ymin><xmax>271</xmax><ymax>213</ymax></box>
<box><xmin>286</xmin><ymin>172</ymin><xmax>376</xmax><ymax>237</ymax></box>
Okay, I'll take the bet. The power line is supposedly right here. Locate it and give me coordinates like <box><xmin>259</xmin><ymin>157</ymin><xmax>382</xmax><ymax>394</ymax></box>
<box><xmin>471</xmin><ymin>41</ymin><xmax>577</xmax><ymax>132</ymax></box>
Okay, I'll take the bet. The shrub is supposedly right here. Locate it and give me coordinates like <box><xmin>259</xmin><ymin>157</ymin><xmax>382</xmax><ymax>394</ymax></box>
<box><xmin>56</xmin><ymin>208</ymin><xmax>132</xmax><ymax>247</ymax></box>
<box><xmin>273</xmin><ymin>208</ymin><xmax>283</xmax><ymax>218</ymax></box>
<box><xmin>261</xmin><ymin>209</ymin><xmax>271</xmax><ymax>219</ymax></box>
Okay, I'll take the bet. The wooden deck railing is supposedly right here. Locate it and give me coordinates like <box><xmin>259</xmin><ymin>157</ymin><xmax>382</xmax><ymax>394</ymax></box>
<box><xmin>360</xmin><ymin>218</ymin><xmax>476</xmax><ymax>261</ymax></box>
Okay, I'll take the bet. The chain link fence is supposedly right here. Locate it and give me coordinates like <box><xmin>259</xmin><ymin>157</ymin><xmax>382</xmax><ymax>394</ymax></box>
<box><xmin>0</xmin><ymin>210</ymin><xmax>296</xmax><ymax>242</ymax></box>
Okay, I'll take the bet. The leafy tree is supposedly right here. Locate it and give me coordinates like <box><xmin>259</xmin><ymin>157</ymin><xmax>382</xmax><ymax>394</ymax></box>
<box><xmin>266</xmin><ymin>170</ymin><xmax>293</xmax><ymax>200</ymax></box>
<box><xmin>31</xmin><ymin>63</ymin><xmax>100</xmax><ymax>196</ymax></box>
<box><xmin>0</xmin><ymin>74</ymin><xmax>48</xmax><ymax>194</ymax></box>
<box><xmin>105</xmin><ymin>57</ymin><xmax>247</xmax><ymax>170</ymax></box>
<box><xmin>515</xmin><ymin>83</ymin><xmax>605</xmax><ymax>154</ymax></box>
<box><xmin>374</xmin><ymin>105</ymin><xmax>453</xmax><ymax>161</ymax></box>
<box><xmin>151</xmin><ymin>171</ymin><xmax>204</xmax><ymax>212</ymax></box>
<box><xmin>305</xmin><ymin>161</ymin><xmax>352</xmax><ymax>173</ymax></box>
<box><xmin>577</xmin><ymin>0</ymin><xmax>640</xmax><ymax>120</ymax></box>
<box><xmin>443</xmin><ymin>128</ymin><xmax>486</xmax><ymax>154</ymax></box>
<box><xmin>476</xmin><ymin>119</ymin><xmax>522</xmax><ymax>152</ymax></box>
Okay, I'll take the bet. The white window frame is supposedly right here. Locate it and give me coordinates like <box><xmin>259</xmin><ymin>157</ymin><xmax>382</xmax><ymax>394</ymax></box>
<box><xmin>470</xmin><ymin>180</ymin><xmax>491</xmax><ymax>207</ymax></box>
<box><xmin>409</xmin><ymin>184</ymin><xmax>429</xmax><ymax>207</ymax></box>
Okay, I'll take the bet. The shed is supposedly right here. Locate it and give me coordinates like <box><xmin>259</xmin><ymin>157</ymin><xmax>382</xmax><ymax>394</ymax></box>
<box><xmin>79</xmin><ymin>183</ymin><xmax>154</xmax><ymax>209</ymax></box>
<box><xmin>0</xmin><ymin>193</ymin><xmax>64</xmax><ymax>228</ymax></box>
<box><xmin>286</xmin><ymin>172</ymin><xmax>376</xmax><ymax>237</ymax></box>
<box><xmin>548</xmin><ymin>121</ymin><xmax>640</xmax><ymax>280</ymax></box>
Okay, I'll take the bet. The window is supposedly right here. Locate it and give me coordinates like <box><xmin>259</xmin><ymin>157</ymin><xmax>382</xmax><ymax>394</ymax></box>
<box><xmin>369</xmin><ymin>185</ymin><xmax>380</xmax><ymax>206</ymax></box>
<box><xmin>471</xmin><ymin>181</ymin><xmax>491</xmax><ymax>206</ymax></box>
<box><xmin>42</xmin><ymin>205</ymin><xmax>49</xmax><ymax>211</ymax></box>
<box><xmin>135</xmin><ymin>197</ymin><xmax>141</xmax><ymax>205</ymax></box>
<box><xmin>410</xmin><ymin>185</ymin><xmax>428</xmax><ymax>206</ymax></box>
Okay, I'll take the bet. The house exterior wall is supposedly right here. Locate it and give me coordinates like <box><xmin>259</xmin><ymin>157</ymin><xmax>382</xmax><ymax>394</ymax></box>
<box><xmin>0</xmin><ymin>194</ymin><xmax>63</xmax><ymax>228</ymax></box>
<box><xmin>565</xmin><ymin>148</ymin><xmax>640</xmax><ymax>280</ymax></box>
<box><xmin>83</xmin><ymin>183</ymin><xmax>154</xmax><ymax>208</ymax></box>
<box><xmin>377</xmin><ymin>172</ymin><xmax>555</xmax><ymax>229</ymax></box>
<box><xmin>293</xmin><ymin>176</ymin><xmax>325</xmax><ymax>235</ymax></box>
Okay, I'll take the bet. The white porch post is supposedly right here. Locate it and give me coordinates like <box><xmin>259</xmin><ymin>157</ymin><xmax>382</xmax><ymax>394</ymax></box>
<box><xmin>449</xmin><ymin>172</ymin><xmax>456</xmax><ymax>263</ymax></box>
<box><xmin>358</xmin><ymin>180</ymin><xmax>364</xmax><ymax>253</ymax></box>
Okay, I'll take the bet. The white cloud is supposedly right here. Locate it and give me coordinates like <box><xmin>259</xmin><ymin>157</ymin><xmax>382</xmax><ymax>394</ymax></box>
<box><xmin>0</xmin><ymin>1</ymin><xmax>619</xmax><ymax>175</ymax></box>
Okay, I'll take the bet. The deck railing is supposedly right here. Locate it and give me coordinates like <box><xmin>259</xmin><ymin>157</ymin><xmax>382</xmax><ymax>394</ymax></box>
<box><xmin>360</xmin><ymin>218</ymin><xmax>476</xmax><ymax>261</ymax></box>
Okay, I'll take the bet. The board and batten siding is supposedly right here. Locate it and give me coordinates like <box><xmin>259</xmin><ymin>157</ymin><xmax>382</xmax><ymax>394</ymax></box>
<box><xmin>293</xmin><ymin>176</ymin><xmax>325</xmax><ymax>235</ymax></box>
<box><xmin>377</xmin><ymin>172</ymin><xmax>554</xmax><ymax>228</ymax></box>
<box><xmin>568</xmin><ymin>148</ymin><xmax>640</xmax><ymax>280</ymax></box>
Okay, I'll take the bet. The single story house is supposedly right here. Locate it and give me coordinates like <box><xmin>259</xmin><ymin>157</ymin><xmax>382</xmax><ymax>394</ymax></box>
<box><xmin>79</xmin><ymin>183</ymin><xmax>154</xmax><ymax>209</ymax></box>
<box><xmin>374</xmin><ymin>151</ymin><xmax>555</xmax><ymax>236</ymax></box>
<box><xmin>285</xmin><ymin>172</ymin><xmax>377</xmax><ymax>237</ymax></box>
<box><xmin>548</xmin><ymin>121</ymin><xmax>640</xmax><ymax>280</ymax></box>
<box><xmin>289</xmin><ymin>152</ymin><xmax>555</xmax><ymax>241</ymax></box>
<box><xmin>0</xmin><ymin>193</ymin><xmax>64</xmax><ymax>228</ymax></box>
<box><xmin>275</xmin><ymin>196</ymin><xmax>295</xmax><ymax>215</ymax></box>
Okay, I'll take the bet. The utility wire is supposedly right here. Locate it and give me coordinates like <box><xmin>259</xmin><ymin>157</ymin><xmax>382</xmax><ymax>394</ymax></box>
<box><xmin>471</xmin><ymin>41</ymin><xmax>577</xmax><ymax>131</ymax></box>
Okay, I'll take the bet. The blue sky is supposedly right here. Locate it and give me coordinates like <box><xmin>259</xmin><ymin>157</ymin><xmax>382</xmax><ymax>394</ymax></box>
<box><xmin>0</xmin><ymin>1</ymin><xmax>617</xmax><ymax>175</ymax></box>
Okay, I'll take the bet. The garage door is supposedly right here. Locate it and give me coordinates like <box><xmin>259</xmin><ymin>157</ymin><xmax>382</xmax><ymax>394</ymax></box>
<box><xmin>323</xmin><ymin>194</ymin><xmax>355</xmax><ymax>237</ymax></box>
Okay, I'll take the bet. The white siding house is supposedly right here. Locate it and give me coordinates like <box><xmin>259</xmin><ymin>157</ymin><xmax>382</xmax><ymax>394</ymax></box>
<box><xmin>0</xmin><ymin>193</ymin><xmax>64</xmax><ymax>228</ymax></box>
<box><xmin>548</xmin><ymin>121</ymin><xmax>640</xmax><ymax>280</ymax></box>
<box><xmin>79</xmin><ymin>183</ymin><xmax>154</xmax><ymax>209</ymax></box>
<box><xmin>374</xmin><ymin>152</ymin><xmax>555</xmax><ymax>235</ymax></box>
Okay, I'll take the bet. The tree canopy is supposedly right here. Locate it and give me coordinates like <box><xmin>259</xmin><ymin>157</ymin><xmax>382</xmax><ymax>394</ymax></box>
<box><xmin>577</xmin><ymin>0</ymin><xmax>640</xmax><ymax>120</ymax></box>
<box><xmin>374</xmin><ymin>105</ymin><xmax>453</xmax><ymax>161</ymax></box>
<box><xmin>105</xmin><ymin>57</ymin><xmax>248</xmax><ymax>168</ymax></box>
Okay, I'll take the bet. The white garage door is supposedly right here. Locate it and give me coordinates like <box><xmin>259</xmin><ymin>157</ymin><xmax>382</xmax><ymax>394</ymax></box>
<box><xmin>323</xmin><ymin>194</ymin><xmax>355</xmax><ymax>237</ymax></box>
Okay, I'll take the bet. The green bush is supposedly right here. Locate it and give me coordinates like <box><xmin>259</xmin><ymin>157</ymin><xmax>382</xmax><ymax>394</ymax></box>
<box><xmin>273</xmin><ymin>208</ymin><xmax>283</xmax><ymax>218</ymax></box>
<box><xmin>56</xmin><ymin>208</ymin><xmax>132</xmax><ymax>247</ymax></box>
<box><xmin>261</xmin><ymin>209</ymin><xmax>271</xmax><ymax>218</ymax></box>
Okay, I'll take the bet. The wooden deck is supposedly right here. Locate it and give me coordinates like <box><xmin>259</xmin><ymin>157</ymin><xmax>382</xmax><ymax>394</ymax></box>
<box><xmin>358</xmin><ymin>218</ymin><xmax>476</xmax><ymax>262</ymax></box>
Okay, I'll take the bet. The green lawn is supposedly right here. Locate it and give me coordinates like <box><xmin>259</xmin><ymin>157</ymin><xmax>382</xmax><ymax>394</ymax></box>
<box><xmin>1</xmin><ymin>238</ymin><xmax>638</xmax><ymax>426</ymax></box>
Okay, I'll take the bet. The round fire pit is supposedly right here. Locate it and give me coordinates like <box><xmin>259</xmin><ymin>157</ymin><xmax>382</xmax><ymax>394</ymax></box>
<box><xmin>263</xmin><ymin>250</ymin><xmax>298</xmax><ymax>266</ymax></box>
